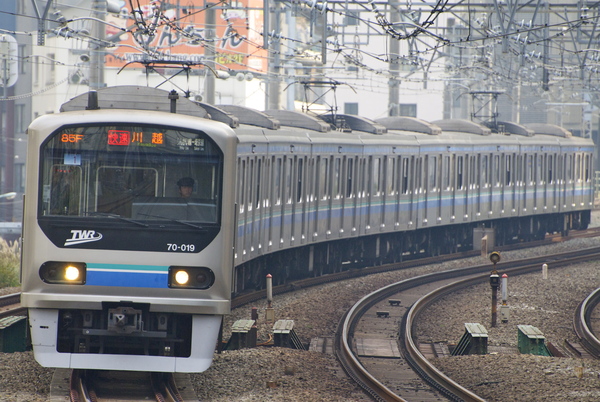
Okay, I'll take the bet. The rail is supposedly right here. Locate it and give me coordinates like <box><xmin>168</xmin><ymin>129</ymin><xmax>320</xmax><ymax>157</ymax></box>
<box><xmin>574</xmin><ymin>287</ymin><xmax>600</xmax><ymax>358</ymax></box>
<box><xmin>338</xmin><ymin>246</ymin><xmax>600</xmax><ymax>401</ymax></box>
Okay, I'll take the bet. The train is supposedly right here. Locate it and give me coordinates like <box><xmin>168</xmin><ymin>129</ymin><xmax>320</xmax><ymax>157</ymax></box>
<box><xmin>21</xmin><ymin>86</ymin><xmax>594</xmax><ymax>372</ymax></box>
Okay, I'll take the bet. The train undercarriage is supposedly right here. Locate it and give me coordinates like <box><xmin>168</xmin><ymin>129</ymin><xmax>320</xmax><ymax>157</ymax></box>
<box><xmin>234</xmin><ymin>210</ymin><xmax>590</xmax><ymax>294</ymax></box>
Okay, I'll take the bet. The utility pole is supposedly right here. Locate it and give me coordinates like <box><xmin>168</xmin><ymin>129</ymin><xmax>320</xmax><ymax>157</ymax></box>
<box><xmin>388</xmin><ymin>0</ymin><xmax>400</xmax><ymax>116</ymax></box>
<box><xmin>205</xmin><ymin>4</ymin><xmax>216</xmax><ymax>105</ymax></box>
<box><xmin>90</xmin><ymin>0</ymin><xmax>106</xmax><ymax>89</ymax></box>
<box><xmin>266</xmin><ymin>1</ymin><xmax>281</xmax><ymax>110</ymax></box>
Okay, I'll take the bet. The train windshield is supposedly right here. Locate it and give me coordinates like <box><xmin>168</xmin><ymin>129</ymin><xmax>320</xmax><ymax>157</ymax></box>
<box><xmin>39</xmin><ymin>123</ymin><xmax>223</xmax><ymax>225</ymax></box>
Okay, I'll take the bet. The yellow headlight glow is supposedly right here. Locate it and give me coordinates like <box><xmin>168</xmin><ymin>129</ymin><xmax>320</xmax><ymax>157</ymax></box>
<box><xmin>65</xmin><ymin>266</ymin><xmax>80</xmax><ymax>281</ymax></box>
<box><xmin>175</xmin><ymin>270</ymin><xmax>189</xmax><ymax>285</ymax></box>
<box><xmin>168</xmin><ymin>266</ymin><xmax>215</xmax><ymax>289</ymax></box>
<box><xmin>40</xmin><ymin>261</ymin><xmax>87</xmax><ymax>285</ymax></box>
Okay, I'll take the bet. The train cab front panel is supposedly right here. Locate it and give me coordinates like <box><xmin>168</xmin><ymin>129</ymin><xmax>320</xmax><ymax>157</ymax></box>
<box><xmin>21</xmin><ymin>110</ymin><xmax>237</xmax><ymax>372</ymax></box>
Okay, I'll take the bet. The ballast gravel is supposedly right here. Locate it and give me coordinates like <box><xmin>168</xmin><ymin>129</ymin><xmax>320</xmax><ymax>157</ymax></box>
<box><xmin>2</xmin><ymin>213</ymin><xmax>600</xmax><ymax>401</ymax></box>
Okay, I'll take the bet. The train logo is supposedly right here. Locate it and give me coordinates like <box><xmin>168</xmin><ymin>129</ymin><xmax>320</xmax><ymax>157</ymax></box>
<box><xmin>64</xmin><ymin>230</ymin><xmax>103</xmax><ymax>246</ymax></box>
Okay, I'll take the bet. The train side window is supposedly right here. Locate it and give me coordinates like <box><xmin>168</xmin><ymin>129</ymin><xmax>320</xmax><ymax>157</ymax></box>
<box><xmin>470</xmin><ymin>156</ymin><xmax>476</xmax><ymax>188</ymax></box>
<box><xmin>333</xmin><ymin>158</ymin><xmax>341</xmax><ymax>199</ymax></box>
<box><xmin>387</xmin><ymin>157</ymin><xmax>396</xmax><ymax>195</ymax></box>
<box><xmin>507</xmin><ymin>155</ymin><xmax>513</xmax><ymax>186</ymax></box>
<box><xmin>576</xmin><ymin>154</ymin><xmax>582</xmax><ymax>182</ymax></box>
<box><xmin>248</xmin><ymin>159</ymin><xmax>254</xmax><ymax>211</ymax></box>
<box><xmin>443</xmin><ymin>156</ymin><xmax>450</xmax><ymax>190</ymax></box>
<box><xmin>255</xmin><ymin>159</ymin><xmax>262</xmax><ymax>209</ymax></box>
<box><xmin>285</xmin><ymin>157</ymin><xmax>293</xmax><ymax>204</ymax></box>
<box><xmin>567</xmin><ymin>155</ymin><xmax>573</xmax><ymax>182</ymax></box>
<box><xmin>548</xmin><ymin>155</ymin><xmax>553</xmax><ymax>183</ymax></box>
<box><xmin>296</xmin><ymin>157</ymin><xmax>304</xmax><ymax>203</ymax></box>
<box><xmin>429</xmin><ymin>156</ymin><xmax>437</xmax><ymax>191</ymax></box>
<box><xmin>557</xmin><ymin>155</ymin><xmax>563</xmax><ymax>182</ymax></box>
<box><xmin>585</xmin><ymin>154</ymin><xmax>591</xmax><ymax>182</ymax></box>
<box><xmin>401</xmin><ymin>158</ymin><xmax>409</xmax><ymax>194</ymax></box>
<box><xmin>493</xmin><ymin>155</ymin><xmax>500</xmax><ymax>186</ymax></box>
<box><xmin>482</xmin><ymin>155</ymin><xmax>488</xmax><ymax>187</ymax></box>
<box><xmin>346</xmin><ymin>157</ymin><xmax>354</xmax><ymax>198</ymax></box>
<box><xmin>370</xmin><ymin>157</ymin><xmax>381</xmax><ymax>196</ymax></box>
<box><xmin>274</xmin><ymin>157</ymin><xmax>282</xmax><ymax>206</ymax></box>
<box><xmin>238</xmin><ymin>159</ymin><xmax>246</xmax><ymax>213</ymax></box>
<box><xmin>456</xmin><ymin>156</ymin><xmax>463</xmax><ymax>190</ymax></box>
<box><xmin>319</xmin><ymin>157</ymin><xmax>329</xmax><ymax>200</ymax></box>
<box><xmin>263</xmin><ymin>158</ymin><xmax>271</xmax><ymax>208</ymax></box>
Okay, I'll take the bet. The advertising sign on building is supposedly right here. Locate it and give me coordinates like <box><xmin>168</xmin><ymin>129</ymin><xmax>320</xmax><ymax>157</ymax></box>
<box><xmin>105</xmin><ymin>0</ymin><xmax>267</xmax><ymax>73</ymax></box>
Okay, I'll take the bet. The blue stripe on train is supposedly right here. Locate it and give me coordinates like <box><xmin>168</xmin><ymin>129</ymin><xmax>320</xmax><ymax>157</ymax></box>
<box><xmin>86</xmin><ymin>263</ymin><xmax>169</xmax><ymax>288</ymax></box>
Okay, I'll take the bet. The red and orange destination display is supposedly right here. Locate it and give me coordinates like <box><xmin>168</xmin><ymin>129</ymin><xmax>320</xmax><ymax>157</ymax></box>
<box><xmin>107</xmin><ymin>129</ymin><xmax>165</xmax><ymax>146</ymax></box>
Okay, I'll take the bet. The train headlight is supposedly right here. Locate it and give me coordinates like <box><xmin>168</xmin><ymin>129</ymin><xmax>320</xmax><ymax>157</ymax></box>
<box><xmin>168</xmin><ymin>266</ymin><xmax>215</xmax><ymax>289</ymax></box>
<box><xmin>40</xmin><ymin>261</ymin><xmax>86</xmax><ymax>285</ymax></box>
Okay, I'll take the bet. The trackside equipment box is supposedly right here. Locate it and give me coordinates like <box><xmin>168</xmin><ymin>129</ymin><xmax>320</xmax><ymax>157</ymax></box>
<box><xmin>0</xmin><ymin>316</ymin><xmax>27</xmax><ymax>353</ymax></box>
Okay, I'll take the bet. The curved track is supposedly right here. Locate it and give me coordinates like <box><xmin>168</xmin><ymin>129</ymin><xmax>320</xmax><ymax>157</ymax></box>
<box><xmin>574</xmin><ymin>287</ymin><xmax>600</xmax><ymax>358</ymax></box>
<box><xmin>338</xmin><ymin>246</ymin><xmax>600</xmax><ymax>402</ymax></box>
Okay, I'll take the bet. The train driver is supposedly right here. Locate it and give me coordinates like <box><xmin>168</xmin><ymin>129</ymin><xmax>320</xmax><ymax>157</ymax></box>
<box><xmin>177</xmin><ymin>177</ymin><xmax>195</xmax><ymax>198</ymax></box>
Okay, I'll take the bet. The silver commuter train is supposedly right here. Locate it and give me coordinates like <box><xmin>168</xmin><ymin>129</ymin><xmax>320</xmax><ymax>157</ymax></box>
<box><xmin>232</xmin><ymin>104</ymin><xmax>595</xmax><ymax>291</ymax></box>
<box><xmin>21</xmin><ymin>86</ymin><xmax>594</xmax><ymax>371</ymax></box>
<box><xmin>21</xmin><ymin>87</ymin><xmax>237</xmax><ymax>372</ymax></box>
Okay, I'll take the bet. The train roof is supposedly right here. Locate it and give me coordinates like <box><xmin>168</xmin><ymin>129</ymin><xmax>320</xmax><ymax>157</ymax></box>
<box><xmin>60</xmin><ymin>86</ymin><xmax>592</xmax><ymax>149</ymax></box>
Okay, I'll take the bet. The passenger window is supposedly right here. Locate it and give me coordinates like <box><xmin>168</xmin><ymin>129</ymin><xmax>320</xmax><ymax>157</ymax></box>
<box><xmin>402</xmin><ymin>158</ymin><xmax>409</xmax><ymax>195</ymax></box>
<box><xmin>296</xmin><ymin>158</ymin><xmax>303</xmax><ymax>203</ymax></box>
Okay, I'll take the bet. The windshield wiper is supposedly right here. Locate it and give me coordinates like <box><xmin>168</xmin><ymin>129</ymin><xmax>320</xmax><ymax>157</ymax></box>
<box><xmin>137</xmin><ymin>213</ymin><xmax>207</xmax><ymax>230</ymax></box>
<box><xmin>86</xmin><ymin>212</ymin><xmax>149</xmax><ymax>227</ymax></box>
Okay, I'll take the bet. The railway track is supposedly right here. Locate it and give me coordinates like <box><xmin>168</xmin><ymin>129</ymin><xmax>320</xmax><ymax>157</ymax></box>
<box><xmin>573</xmin><ymin>287</ymin><xmax>600</xmax><ymax>359</ymax></box>
<box><xmin>336</xmin><ymin>245</ymin><xmax>600</xmax><ymax>402</ymax></box>
<box><xmin>2</xmin><ymin>227</ymin><xmax>599</xmax><ymax>401</ymax></box>
<box><xmin>69</xmin><ymin>369</ymin><xmax>191</xmax><ymax>402</ymax></box>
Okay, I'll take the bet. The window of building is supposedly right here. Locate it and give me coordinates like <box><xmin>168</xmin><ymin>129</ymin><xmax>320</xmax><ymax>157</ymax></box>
<box><xmin>344</xmin><ymin>102</ymin><xmax>358</xmax><ymax>115</ymax></box>
<box><xmin>399</xmin><ymin>104</ymin><xmax>417</xmax><ymax>117</ymax></box>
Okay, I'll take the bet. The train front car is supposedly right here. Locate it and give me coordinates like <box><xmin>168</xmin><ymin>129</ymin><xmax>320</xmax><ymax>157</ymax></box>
<box><xmin>21</xmin><ymin>109</ymin><xmax>236</xmax><ymax>373</ymax></box>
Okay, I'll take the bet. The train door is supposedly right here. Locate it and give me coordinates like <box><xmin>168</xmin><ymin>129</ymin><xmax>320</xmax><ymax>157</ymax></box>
<box><xmin>434</xmin><ymin>155</ymin><xmax>442</xmax><ymax>224</ymax></box>
<box><xmin>479</xmin><ymin>154</ymin><xmax>492</xmax><ymax>219</ymax></box>
<box><xmin>548</xmin><ymin>154</ymin><xmax>556</xmax><ymax>209</ymax></box>
<box><xmin>468</xmin><ymin>155</ymin><xmax>476</xmax><ymax>221</ymax></box>
<box><xmin>424</xmin><ymin>155</ymin><xmax>440</xmax><ymax>226</ymax></box>
<box><xmin>303</xmin><ymin>155</ymin><xmax>315</xmax><ymax>245</ymax></box>
<box><xmin>330</xmin><ymin>156</ymin><xmax>342</xmax><ymax>238</ymax></box>
<box><xmin>381</xmin><ymin>156</ymin><xmax>392</xmax><ymax>230</ymax></box>
<box><xmin>292</xmin><ymin>156</ymin><xmax>307</xmax><ymax>246</ymax></box>
<box><xmin>524</xmin><ymin>154</ymin><xmax>532</xmax><ymax>213</ymax></box>
<box><xmin>575</xmin><ymin>153</ymin><xmax>583</xmax><ymax>209</ymax></box>
<box><xmin>584</xmin><ymin>154</ymin><xmax>593</xmax><ymax>207</ymax></box>
<box><xmin>440</xmin><ymin>155</ymin><xmax>450</xmax><ymax>225</ymax></box>
<box><xmin>455</xmin><ymin>155</ymin><xmax>466</xmax><ymax>221</ymax></box>
<box><xmin>420</xmin><ymin>155</ymin><xmax>427</xmax><ymax>228</ymax></box>
<box><xmin>566</xmin><ymin>154</ymin><xmax>574</xmax><ymax>210</ymax></box>
<box><xmin>346</xmin><ymin>156</ymin><xmax>358</xmax><ymax>235</ymax></box>
<box><xmin>269</xmin><ymin>157</ymin><xmax>283</xmax><ymax>251</ymax></box>
<box><xmin>474</xmin><ymin>154</ymin><xmax>481</xmax><ymax>220</ymax></box>
<box><xmin>280</xmin><ymin>156</ymin><xmax>293</xmax><ymax>249</ymax></box>
<box><xmin>507</xmin><ymin>154</ymin><xmax>516</xmax><ymax>215</ymax></box>
<box><xmin>414</xmin><ymin>156</ymin><xmax>423</xmax><ymax>227</ymax></box>
<box><xmin>313</xmin><ymin>156</ymin><xmax>324</xmax><ymax>241</ymax></box>
<box><xmin>356</xmin><ymin>156</ymin><xmax>367</xmax><ymax>235</ymax></box>
<box><xmin>254</xmin><ymin>157</ymin><xmax>265</xmax><ymax>255</ymax></box>
<box><xmin>536</xmin><ymin>153</ymin><xmax>544</xmax><ymax>213</ymax></box>
<box><xmin>398</xmin><ymin>157</ymin><xmax>411</xmax><ymax>228</ymax></box>
<box><xmin>341</xmin><ymin>155</ymin><xmax>357</xmax><ymax>237</ymax></box>
<box><xmin>451</xmin><ymin>154</ymin><xmax>458</xmax><ymax>221</ymax></box>
<box><xmin>238</xmin><ymin>157</ymin><xmax>253</xmax><ymax>261</ymax></box>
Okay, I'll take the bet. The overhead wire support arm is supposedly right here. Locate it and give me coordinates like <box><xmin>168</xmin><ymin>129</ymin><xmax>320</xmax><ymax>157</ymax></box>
<box><xmin>31</xmin><ymin>0</ymin><xmax>53</xmax><ymax>45</ymax></box>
